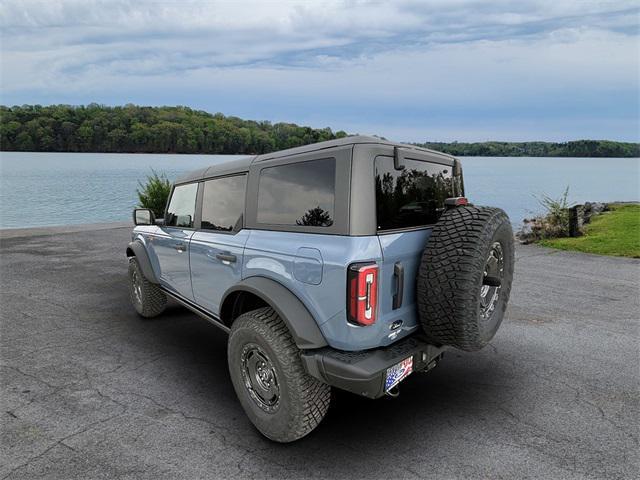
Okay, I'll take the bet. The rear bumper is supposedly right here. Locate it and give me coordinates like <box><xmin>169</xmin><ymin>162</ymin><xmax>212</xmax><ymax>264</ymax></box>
<box><xmin>300</xmin><ymin>335</ymin><xmax>445</xmax><ymax>399</ymax></box>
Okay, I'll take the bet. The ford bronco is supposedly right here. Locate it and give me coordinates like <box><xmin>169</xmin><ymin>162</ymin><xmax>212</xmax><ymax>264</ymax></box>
<box><xmin>127</xmin><ymin>136</ymin><xmax>514</xmax><ymax>442</ymax></box>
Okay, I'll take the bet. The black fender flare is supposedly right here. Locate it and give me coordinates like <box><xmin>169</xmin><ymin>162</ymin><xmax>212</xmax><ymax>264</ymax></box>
<box><xmin>126</xmin><ymin>240</ymin><xmax>160</xmax><ymax>284</ymax></box>
<box><xmin>221</xmin><ymin>277</ymin><xmax>328</xmax><ymax>350</ymax></box>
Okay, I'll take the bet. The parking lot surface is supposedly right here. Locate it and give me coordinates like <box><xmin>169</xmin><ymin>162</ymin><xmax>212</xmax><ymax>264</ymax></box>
<box><xmin>1</xmin><ymin>225</ymin><xmax>638</xmax><ymax>479</ymax></box>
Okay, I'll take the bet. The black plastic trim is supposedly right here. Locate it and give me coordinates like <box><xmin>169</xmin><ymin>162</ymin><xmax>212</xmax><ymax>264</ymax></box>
<box><xmin>301</xmin><ymin>334</ymin><xmax>445</xmax><ymax>398</ymax></box>
<box><xmin>221</xmin><ymin>277</ymin><xmax>328</xmax><ymax>349</ymax></box>
<box><xmin>126</xmin><ymin>240</ymin><xmax>159</xmax><ymax>284</ymax></box>
<box><xmin>161</xmin><ymin>287</ymin><xmax>231</xmax><ymax>333</ymax></box>
<box><xmin>393</xmin><ymin>262</ymin><xmax>404</xmax><ymax>310</ymax></box>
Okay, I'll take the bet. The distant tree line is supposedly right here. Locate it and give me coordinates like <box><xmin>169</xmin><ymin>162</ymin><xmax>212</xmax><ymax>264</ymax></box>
<box><xmin>0</xmin><ymin>104</ymin><xmax>347</xmax><ymax>154</ymax></box>
<box><xmin>414</xmin><ymin>140</ymin><xmax>640</xmax><ymax>158</ymax></box>
<box><xmin>1</xmin><ymin>104</ymin><xmax>637</xmax><ymax>157</ymax></box>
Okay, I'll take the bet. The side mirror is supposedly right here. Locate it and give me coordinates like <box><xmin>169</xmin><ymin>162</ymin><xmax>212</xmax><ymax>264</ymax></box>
<box><xmin>133</xmin><ymin>208</ymin><xmax>156</xmax><ymax>226</ymax></box>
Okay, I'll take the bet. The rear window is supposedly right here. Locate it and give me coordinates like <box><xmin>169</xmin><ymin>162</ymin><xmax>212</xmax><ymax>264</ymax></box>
<box><xmin>375</xmin><ymin>156</ymin><xmax>454</xmax><ymax>231</ymax></box>
<box><xmin>257</xmin><ymin>158</ymin><xmax>336</xmax><ymax>227</ymax></box>
<box><xmin>201</xmin><ymin>174</ymin><xmax>246</xmax><ymax>232</ymax></box>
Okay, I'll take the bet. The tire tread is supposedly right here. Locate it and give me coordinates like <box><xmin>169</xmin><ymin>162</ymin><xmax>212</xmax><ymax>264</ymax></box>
<box><xmin>128</xmin><ymin>257</ymin><xmax>166</xmax><ymax>318</ymax></box>
<box><xmin>416</xmin><ymin>206</ymin><xmax>514</xmax><ymax>351</ymax></box>
<box><xmin>229</xmin><ymin>307</ymin><xmax>331</xmax><ymax>442</ymax></box>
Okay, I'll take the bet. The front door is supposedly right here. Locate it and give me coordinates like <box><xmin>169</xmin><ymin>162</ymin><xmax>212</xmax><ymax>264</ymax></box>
<box><xmin>154</xmin><ymin>182</ymin><xmax>199</xmax><ymax>300</ymax></box>
<box><xmin>190</xmin><ymin>174</ymin><xmax>248</xmax><ymax>315</ymax></box>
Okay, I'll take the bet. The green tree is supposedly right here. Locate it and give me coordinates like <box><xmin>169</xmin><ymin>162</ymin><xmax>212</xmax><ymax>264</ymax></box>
<box><xmin>296</xmin><ymin>206</ymin><xmax>334</xmax><ymax>227</ymax></box>
<box><xmin>137</xmin><ymin>170</ymin><xmax>172</xmax><ymax>217</ymax></box>
<box><xmin>1</xmin><ymin>104</ymin><xmax>638</xmax><ymax>157</ymax></box>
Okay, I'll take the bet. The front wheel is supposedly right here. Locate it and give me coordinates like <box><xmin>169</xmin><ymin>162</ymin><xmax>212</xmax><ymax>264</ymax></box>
<box><xmin>128</xmin><ymin>257</ymin><xmax>167</xmax><ymax>318</ymax></box>
<box><xmin>227</xmin><ymin>307</ymin><xmax>331</xmax><ymax>442</ymax></box>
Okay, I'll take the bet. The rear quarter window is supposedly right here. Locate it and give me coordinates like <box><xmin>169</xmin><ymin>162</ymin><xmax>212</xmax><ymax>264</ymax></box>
<box><xmin>257</xmin><ymin>157</ymin><xmax>336</xmax><ymax>227</ymax></box>
<box><xmin>375</xmin><ymin>156</ymin><xmax>454</xmax><ymax>231</ymax></box>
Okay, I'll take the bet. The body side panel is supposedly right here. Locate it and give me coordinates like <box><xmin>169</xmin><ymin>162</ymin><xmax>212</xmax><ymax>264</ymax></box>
<box><xmin>376</xmin><ymin>228</ymin><xmax>432</xmax><ymax>341</ymax></box>
<box><xmin>190</xmin><ymin>229</ymin><xmax>251</xmax><ymax>315</ymax></box>
<box><xmin>243</xmin><ymin>230</ymin><xmax>416</xmax><ymax>351</ymax></box>
<box><xmin>149</xmin><ymin>226</ymin><xmax>196</xmax><ymax>299</ymax></box>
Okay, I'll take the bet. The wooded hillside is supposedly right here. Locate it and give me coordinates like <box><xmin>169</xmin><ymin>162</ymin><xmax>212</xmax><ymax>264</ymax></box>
<box><xmin>1</xmin><ymin>104</ymin><xmax>637</xmax><ymax>157</ymax></box>
<box><xmin>0</xmin><ymin>104</ymin><xmax>347</xmax><ymax>154</ymax></box>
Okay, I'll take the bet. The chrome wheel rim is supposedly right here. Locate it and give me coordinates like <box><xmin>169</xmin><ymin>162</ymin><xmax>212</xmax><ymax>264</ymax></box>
<box><xmin>240</xmin><ymin>343</ymin><xmax>280</xmax><ymax>413</ymax></box>
<box><xmin>480</xmin><ymin>242</ymin><xmax>504</xmax><ymax>320</ymax></box>
<box><xmin>131</xmin><ymin>268</ymin><xmax>143</xmax><ymax>307</ymax></box>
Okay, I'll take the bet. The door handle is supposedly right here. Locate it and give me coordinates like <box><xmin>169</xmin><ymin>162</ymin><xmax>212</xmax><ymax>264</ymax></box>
<box><xmin>173</xmin><ymin>243</ymin><xmax>187</xmax><ymax>252</ymax></box>
<box><xmin>216</xmin><ymin>253</ymin><xmax>237</xmax><ymax>264</ymax></box>
<box><xmin>393</xmin><ymin>262</ymin><xmax>404</xmax><ymax>310</ymax></box>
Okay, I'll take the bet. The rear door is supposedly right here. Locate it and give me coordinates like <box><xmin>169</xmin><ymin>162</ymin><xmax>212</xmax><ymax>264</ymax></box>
<box><xmin>374</xmin><ymin>153</ymin><xmax>456</xmax><ymax>334</ymax></box>
<box><xmin>153</xmin><ymin>182</ymin><xmax>199</xmax><ymax>299</ymax></box>
<box><xmin>190</xmin><ymin>174</ymin><xmax>249</xmax><ymax>315</ymax></box>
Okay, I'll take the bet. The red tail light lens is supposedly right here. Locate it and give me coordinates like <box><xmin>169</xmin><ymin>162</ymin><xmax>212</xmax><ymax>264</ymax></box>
<box><xmin>444</xmin><ymin>196</ymin><xmax>469</xmax><ymax>207</ymax></box>
<box><xmin>347</xmin><ymin>262</ymin><xmax>378</xmax><ymax>326</ymax></box>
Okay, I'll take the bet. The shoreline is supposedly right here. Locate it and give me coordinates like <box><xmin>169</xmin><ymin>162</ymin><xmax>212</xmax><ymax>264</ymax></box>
<box><xmin>1</xmin><ymin>150</ymin><xmax>639</xmax><ymax>159</ymax></box>
<box><xmin>0</xmin><ymin>221</ymin><xmax>130</xmax><ymax>240</ymax></box>
<box><xmin>2</xmin><ymin>202</ymin><xmax>639</xmax><ymax>239</ymax></box>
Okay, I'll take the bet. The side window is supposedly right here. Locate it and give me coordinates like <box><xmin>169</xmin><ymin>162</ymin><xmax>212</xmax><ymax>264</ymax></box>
<box><xmin>375</xmin><ymin>156</ymin><xmax>454</xmax><ymax>231</ymax></box>
<box><xmin>257</xmin><ymin>158</ymin><xmax>336</xmax><ymax>227</ymax></box>
<box><xmin>166</xmin><ymin>183</ymin><xmax>198</xmax><ymax>228</ymax></box>
<box><xmin>201</xmin><ymin>174</ymin><xmax>247</xmax><ymax>232</ymax></box>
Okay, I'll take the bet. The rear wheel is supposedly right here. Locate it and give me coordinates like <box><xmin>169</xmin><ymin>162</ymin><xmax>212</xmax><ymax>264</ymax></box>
<box><xmin>228</xmin><ymin>307</ymin><xmax>331</xmax><ymax>442</ymax></box>
<box><xmin>416</xmin><ymin>206</ymin><xmax>514</xmax><ymax>351</ymax></box>
<box><xmin>128</xmin><ymin>257</ymin><xmax>167</xmax><ymax>318</ymax></box>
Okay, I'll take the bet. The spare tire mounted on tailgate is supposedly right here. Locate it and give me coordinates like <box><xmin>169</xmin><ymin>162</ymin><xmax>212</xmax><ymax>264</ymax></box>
<box><xmin>417</xmin><ymin>206</ymin><xmax>514</xmax><ymax>351</ymax></box>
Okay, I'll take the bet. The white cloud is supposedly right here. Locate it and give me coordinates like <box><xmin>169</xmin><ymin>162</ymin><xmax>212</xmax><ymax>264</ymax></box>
<box><xmin>1</xmin><ymin>0</ymin><xmax>638</xmax><ymax>140</ymax></box>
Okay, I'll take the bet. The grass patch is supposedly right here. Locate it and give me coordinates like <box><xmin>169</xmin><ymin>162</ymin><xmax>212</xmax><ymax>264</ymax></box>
<box><xmin>539</xmin><ymin>204</ymin><xmax>640</xmax><ymax>258</ymax></box>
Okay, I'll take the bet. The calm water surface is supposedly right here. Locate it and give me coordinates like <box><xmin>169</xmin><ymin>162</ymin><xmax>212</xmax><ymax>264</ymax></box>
<box><xmin>0</xmin><ymin>152</ymin><xmax>638</xmax><ymax>229</ymax></box>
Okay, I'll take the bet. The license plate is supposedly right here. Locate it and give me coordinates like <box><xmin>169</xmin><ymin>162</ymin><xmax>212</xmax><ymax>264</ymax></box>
<box><xmin>385</xmin><ymin>356</ymin><xmax>414</xmax><ymax>392</ymax></box>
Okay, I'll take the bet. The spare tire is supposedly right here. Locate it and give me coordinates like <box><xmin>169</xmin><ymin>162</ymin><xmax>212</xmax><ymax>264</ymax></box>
<box><xmin>416</xmin><ymin>206</ymin><xmax>514</xmax><ymax>351</ymax></box>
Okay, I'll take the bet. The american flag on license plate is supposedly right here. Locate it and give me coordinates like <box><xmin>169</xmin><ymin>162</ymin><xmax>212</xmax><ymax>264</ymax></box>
<box><xmin>385</xmin><ymin>356</ymin><xmax>413</xmax><ymax>392</ymax></box>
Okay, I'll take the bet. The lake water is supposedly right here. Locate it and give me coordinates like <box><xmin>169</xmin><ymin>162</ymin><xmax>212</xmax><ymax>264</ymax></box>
<box><xmin>0</xmin><ymin>152</ymin><xmax>638</xmax><ymax>229</ymax></box>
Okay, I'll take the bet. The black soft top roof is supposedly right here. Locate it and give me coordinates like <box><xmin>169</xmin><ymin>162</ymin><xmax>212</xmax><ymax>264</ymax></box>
<box><xmin>175</xmin><ymin>135</ymin><xmax>454</xmax><ymax>184</ymax></box>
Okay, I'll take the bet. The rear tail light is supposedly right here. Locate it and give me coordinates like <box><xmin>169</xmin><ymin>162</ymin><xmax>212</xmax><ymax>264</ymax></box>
<box><xmin>347</xmin><ymin>262</ymin><xmax>378</xmax><ymax>326</ymax></box>
<box><xmin>444</xmin><ymin>196</ymin><xmax>469</xmax><ymax>207</ymax></box>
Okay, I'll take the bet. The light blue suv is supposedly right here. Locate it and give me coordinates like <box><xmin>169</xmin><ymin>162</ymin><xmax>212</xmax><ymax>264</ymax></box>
<box><xmin>127</xmin><ymin>136</ymin><xmax>514</xmax><ymax>442</ymax></box>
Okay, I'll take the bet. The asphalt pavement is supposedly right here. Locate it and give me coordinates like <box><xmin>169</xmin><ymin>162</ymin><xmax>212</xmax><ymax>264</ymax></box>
<box><xmin>1</xmin><ymin>224</ymin><xmax>638</xmax><ymax>479</ymax></box>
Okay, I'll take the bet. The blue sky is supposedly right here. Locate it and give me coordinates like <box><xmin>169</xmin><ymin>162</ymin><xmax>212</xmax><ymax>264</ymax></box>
<box><xmin>1</xmin><ymin>0</ymin><xmax>638</xmax><ymax>142</ymax></box>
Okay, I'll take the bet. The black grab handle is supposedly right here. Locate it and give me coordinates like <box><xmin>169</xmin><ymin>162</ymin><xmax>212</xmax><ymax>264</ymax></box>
<box><xmin>393</xmin><ymin>262</ymin><xmax>404</xmax><ymax>310</ymax></box>
<box><xmin>216</xmin><ymin>253</ymin><xmax>237</xmax><ymax>263</ymax></box>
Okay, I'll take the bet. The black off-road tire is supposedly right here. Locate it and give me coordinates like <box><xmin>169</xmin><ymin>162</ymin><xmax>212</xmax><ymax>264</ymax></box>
<box><xmin>228</xmin><ymin>307</ymin><xmax>331</xmax><ymax>443</ymax></box>
<box><xmin>128</xmin><ymin>257</ymin><xmax>167</xmax><ymax>318</ymax></box>
<box><xmin>416</xmin><ymin>206</ymin><xmax>514</xmax><ymax>351</ymax></box>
